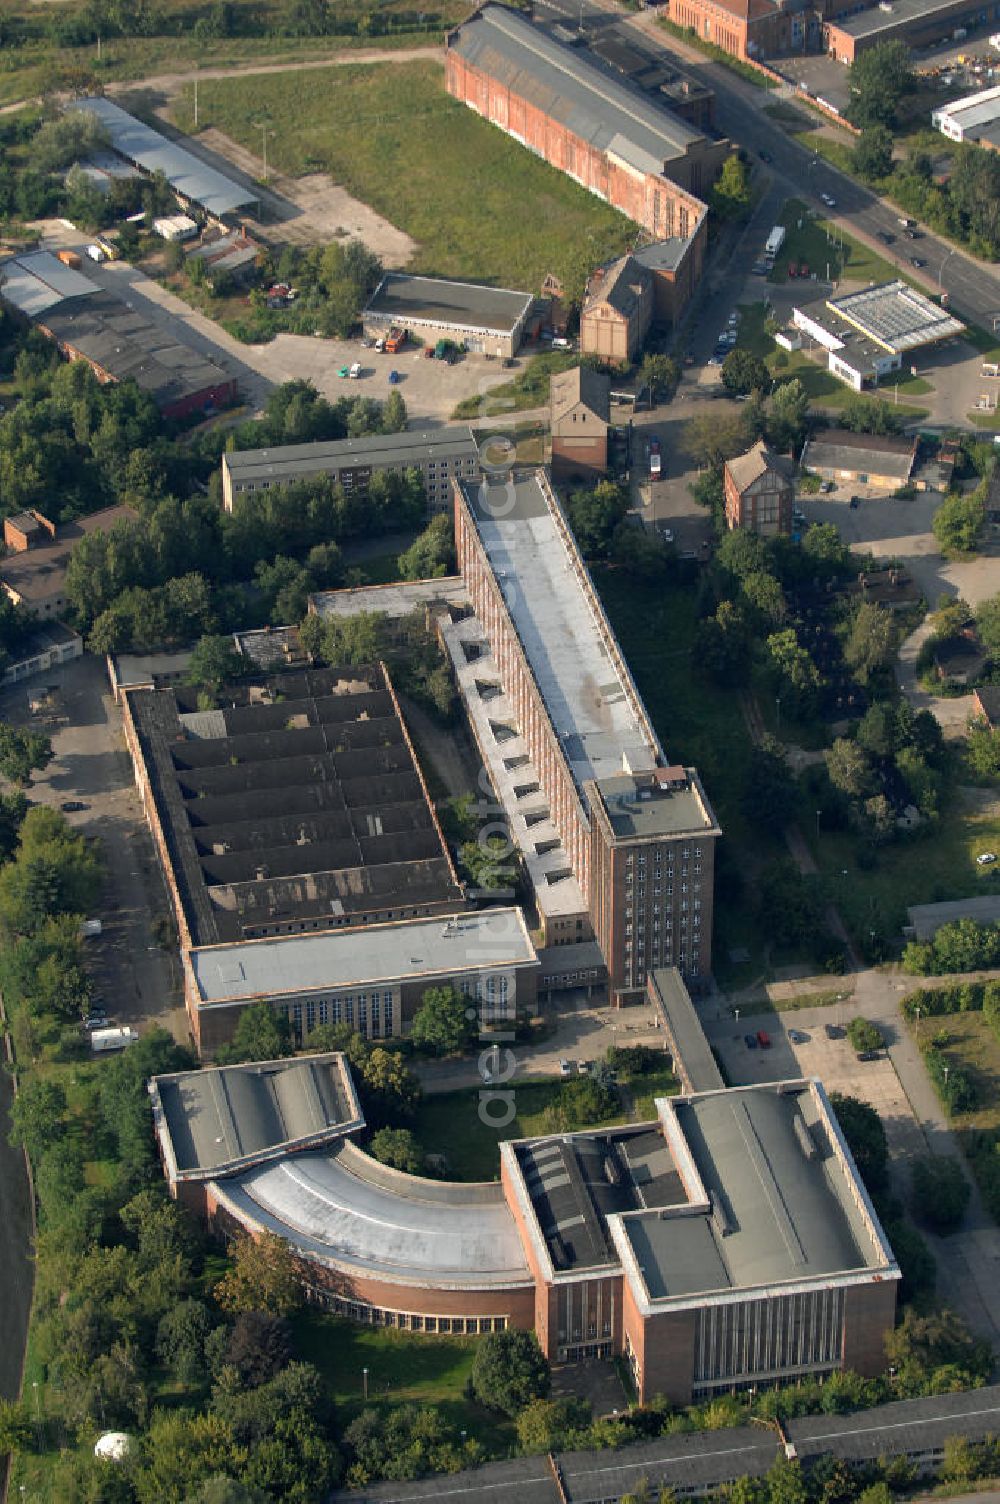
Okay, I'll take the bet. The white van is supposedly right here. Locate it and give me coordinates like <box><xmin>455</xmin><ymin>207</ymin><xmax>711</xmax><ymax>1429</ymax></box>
<box><xmin>349</xmin><ymin>362</ymin><xmax>362</xmax><ymax>379</ymax></box>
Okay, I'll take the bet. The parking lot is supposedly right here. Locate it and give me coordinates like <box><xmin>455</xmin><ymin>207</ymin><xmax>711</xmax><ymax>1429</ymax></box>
<box><xmin>34</xmin><ymin>222</ymin><xmax>518</xmax><ymax>423</ymax></box>
<box><xmin>0</xmin><ymin>656</ymin><xmax>186</xmax><ymax>1044</ymax></box>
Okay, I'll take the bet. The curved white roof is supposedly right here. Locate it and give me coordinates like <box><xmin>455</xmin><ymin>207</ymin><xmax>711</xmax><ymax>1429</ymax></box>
<box><xmin>218</xmin><ymin>1144</ymin><xmax>532</xmax><ymax>1289</ymax></box>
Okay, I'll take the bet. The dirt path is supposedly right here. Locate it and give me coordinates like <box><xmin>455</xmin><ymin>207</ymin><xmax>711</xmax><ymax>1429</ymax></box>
<box><xmin>106</xmin><ymin>45</ymin><xmax>443</xmax><ymax>100</ymax></box>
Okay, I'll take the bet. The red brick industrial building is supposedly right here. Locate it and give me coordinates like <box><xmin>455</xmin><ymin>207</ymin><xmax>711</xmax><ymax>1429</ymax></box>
<box><xmin>445</xmin><ymin>6</ymin><xmax>727</xmax><ymax>327</ymax></box>
<box><xmin>152</xmin><ymin>1038</ymin><xmax>899</xmax><ymax>1404</ymax></box>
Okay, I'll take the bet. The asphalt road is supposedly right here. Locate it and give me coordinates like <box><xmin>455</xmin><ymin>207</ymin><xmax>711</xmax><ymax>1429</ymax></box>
<box><xmin>537</xmin><ymin>0</ymin><xmax>1000</xmax><ymax>330</ymax></box>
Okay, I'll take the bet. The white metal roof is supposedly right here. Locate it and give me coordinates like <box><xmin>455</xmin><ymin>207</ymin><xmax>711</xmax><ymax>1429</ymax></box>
<box><xmin>189</xmin><ymin>906</ymin><xmax>537</xmax><ymax>1004</ymax></box>
<box><xmin>67</xmin><ymin>98</ymin><xmax>257</xmax><ymax>218</ymax></box>
<box><xmin>828</xmin><ymin>281</ymin><xmax>965</xmax><ymax>354</ymax></box>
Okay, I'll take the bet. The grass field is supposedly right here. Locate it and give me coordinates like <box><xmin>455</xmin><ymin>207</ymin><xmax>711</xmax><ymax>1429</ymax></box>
<box><xmin>803</xmin><ymin>797</ymin><xmax>1000</xmax><ymax>947</ymax></box>
<box><xmin>289</xmin><ymin>1313</ymin><xmax>516</xmax><ymax>1451</ymax></box>
<box><xmin>172</xmin><ymin>62</ymin><xmax>635</xmax><ymax>289</ymax></box>
<box><xmin>454</xmin><ymin>351</ymin><xmax>581</xmax><ymax>419</ymax></box>
<box><xmin>770</xmin><ymin>199</ymin><xmax>902</xmax><ymax>289</ymax></box>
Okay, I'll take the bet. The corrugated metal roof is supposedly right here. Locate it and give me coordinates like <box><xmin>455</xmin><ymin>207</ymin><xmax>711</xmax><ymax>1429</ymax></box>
<box><xmin>0</xmin><ymin>251</ymin><xmax>97</xmax><ymax>316</ymax></box>
<box><xmin>67</xmin><ymin>97</ymin><xmax>257</xmax><ymax>217</ymax></box>
<box><xmin>449</xmin><ymin>5</ymin><xmax>703</xmax><ymax>166</ymax></box>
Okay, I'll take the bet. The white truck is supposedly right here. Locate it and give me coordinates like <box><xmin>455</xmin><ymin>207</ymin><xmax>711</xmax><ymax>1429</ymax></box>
<box><xmin>765</xmin><ymin>226</ymin><xmax>786</xmax><ymax>259</ymax></box>
<box><xmin>91</xmin><ymin>1026</ymin><xmax>138</xmax><ymax>1054</ymax></box>
<box><xmin>80</xmin><ymin>918</ymin><xmax>102</xmax><ymax>938</ymax></box>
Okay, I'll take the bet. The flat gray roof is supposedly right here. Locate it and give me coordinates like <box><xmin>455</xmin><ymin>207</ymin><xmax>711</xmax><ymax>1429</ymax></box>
<box><xmin>832</xmin><ymin>0</ymin><xmax>983</xmax><ymax>38</ymax></box>
<box><xmin>634</xmin><ymin>237</ymin><xmax>691</xmax><ymax>273</ymax></box>
<box><xmin>618</xmin><ymin>1084</ymin><xmax>893</xmax><ymax>1305</ymax></box>
<box><xmin>829</xmin><ymin>281</ymin><xmax>965</xmax><ymax>353</ymax></box>
<box><xmin>333</xmin><ymin>1456</ymin><xmax>557</xmax><ymax>1504</ymax></box>
<box><xmin>365</xmin><ymin>272</ymin><xmax>533</xmax><ymax>336</ymax></box>
<box><xmin>68</xmin><ymin>97</ymin><xmax>257</xmax><ymax>217</ymax></box>
<box><xmin>594</xmin><ymin>768</ymin><xmax>718</xmax><ymax>841</ymax></box>
<box><xmin>649</xmin><ymin>967</ymin><xmax>723</xmax><ymax>1093</ymax></box>
<box><xmin>933</xmin><ymin>82</ymin><xmax>1000</xmax><ymax>133</ymax></box>
<box><xmin>907</xmin><ymin>894</ymin><xmax>1000</xmax><ymax>941</ymax></box>
<box><xmin>219</xmin><ymin>1138</ymin><xmax>532</xmax><ymax>1287</ymax></box>
<box><xmin>311</xmin><ymin>577</ymin><xmax>470</xmax><ymax>622</ymax></box>
<box><xmin>461</xmin><ymin>473</ymin><xmax>662</xmax><ymax>793</ymax></box>
<box><xmin>150</xmin><ymin>1053</ymin><xmax>361</xmax><ymax>1181</ymax></box>
<box><xmin>224</xmin><ymin>427</ymin><xmax>479</xmax><ymax>485</ymax></box>
<box><xmin>448</xmin><ymin>6</ymin><xmax>704</xmax><ymax>171</ymax></box>
<box><xmin>190</xmin><ymin>907</ymin><xmax>537</xmax><ymax>1004</ymax></box>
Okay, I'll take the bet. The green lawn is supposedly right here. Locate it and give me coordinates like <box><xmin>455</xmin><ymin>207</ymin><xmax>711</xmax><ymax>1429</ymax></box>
<box><xmin>454</xmin><ymin>352</ymin><xmax>582</xmax><ymax>420</ymax></box>
<box><xmin>769</xmin><ymin>198</ymin><xmax>900</xmax><ymax>288</ymax></box>
<box><xmin>289</xmin><ymin>1314</ymin><xmax>516</xmax><ymax>1452</ymax></box>
<box><xmin>172</xmin><ymin>62</ymin><xmax>636</xmax><ymax>289</ymax></box>
<box><xmin>803</xmin><ymin>801</ymin><xmax>1000</xmax><ymax>947</ymax></box>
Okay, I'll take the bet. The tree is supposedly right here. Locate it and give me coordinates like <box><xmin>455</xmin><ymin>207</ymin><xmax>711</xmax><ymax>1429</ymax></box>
<box><xmin>684</xmin><ymin>410</ymin><xmax>753</xmax><ymax>469</ymax></box>
<box><xmin>721</xmin><ymin>349</ymin><xmax>771</xmax><ymax>397</ymax></box>
<box><xmin>640</xmin><ymin>352</ymin><xmax>679</xmax><ymax>402</ymax></box>
<box><xmin>847</xmin><ymin>40</ymin><xmax>914</xmax><ymax>129</ymax></box>
<box><xmin>155</xmin><ymin>1298</ymin><xmax>213</xmax><ymax>1385</ymax></box>
<box><xmin>884</xmin><ymin>1307</ymin><xmax>991</xmax><ymax>1394</ymax></box>
<box><xmin>710</xmin><ymin>153</ymin><xmax>751</xmax><ymax>219</ymax></box>
<box><xmin>215</xmin><ymin>1002</ymin><xmax>293</xmax><ymax>1065</ymax></box>
<box><xmin>840</xmin><ymin>395</ymin><xmax>902</xmax><ymax>436</ymax></box>
<box><xmin>409</xmin><ymin>984</ymin><xmax>473</xmax><ymax>1056</ymax></box>
<box><xmin>765</xmin><ymin>1457</ymin><xmax>807</xmax><ymax>1504</ymax></box>
<box><xmin>966</xmin><ymin>716</ymin><xmax>1000</xmax><ymax>780</ymax></box>
<box><xmin>564</xmin><ymin>480</ymin><xmax>630</xmax><ymax>557</ymax></box>
<box><xmin>851</xmin><ymin>126</ymin><xmax>894</xmax><ymax>181</ymax></box>
<box><xmin>843</xmin><ymin>601</ymin><xmax>898</xmax><ymax>686</ymax></box>
<box><xmin>0</xmin><ymin>1399</ymin><xmax>33</xmax><ymax>1457</ymax></box>
<box><xmin>8</xmin><ymin>1076</ymin><xmax>67</xmax><ymax>1161</ymax></box>
<box><xmin>187</xmin><ymin>634</ymin><xmax>247</xmax><ymax>694</ymax></box>
<box><xmin>740</xmin><ymin>736</ymin><xmax>795</xmax><ymax>832</ymax></box>
<box><xmin>825</xmin><ymin>738</ymin><xmax>876</xmax><ymax>800</ymax></box>
<box><xmin>368</xmin><ymin>1127</ymin><xmax>424</xmax><ymax>1173</ymax></box>
<box><xmin>695</xmin><ymin>601</ymin><xmax>751</xmax><ymax>685</ymax></box>
<box><xmin>974</xmin><ymin>592</ymin><xmax>1000</xmax><ymax>657</ymax></box>
<box><xmin>765</xmin><ymin>379</ymin><xmax>809</xmax><ymax>452</ymax></box>
<box><xmin>932</xmin><ymin>492</ymin><xmax>985</xmax><ymax>555</ymax></box>
<box><xmin>460</xmin><ymin>834</ymin><xmax>516</xmax><ymax>890</ymax></box>
<box><xmin>912</xmin><ymin>1155</ymin><xmax>971</xmax><ymax>1232</ymax></box>
<box><xmin>358</xmin><ymin>1047</ymin><xmax>421</xmax><ymax>1126</ymax></box>
<box><xmin>715</xmin><ymin>528</ymin><xmax>769</xmax><ymax>583</ymax></box>
<box><xmin>221</xmin><ymin>1310</ymin><xmax>294</xmax><ymax>1387</ymax></box>
<box><xmin>516</xmin><ymin>1395</ymin><xmax>591</xmax><ymax>1453</ymax></box>
<box><xmin>829</xmin><ymin>1093</ymin><xmax>888</xmax><ymax>1192</ymax></box>
<box><xmin>801</xmin><ymin>521</ymin><xmax>851</xmax><ymax>577</ymax></box>
<box><xmin>0</xmin><ymin>722</ymin><xmax>53</xmax><ymax>786</ymax></box>
<box><xmin>398</xmin><ymin>514</ymin><xmax>455</xmax><ymax>580</ymax></box>
<box><xmin>215</xmin><ymin>1230</ymin><xmax>302</xmax><ymax>1317</ymax></box>
<box><xmin>846</xmin><ymin>1016</ymin><xmax>883</xmax><ymax>1054</ymax></box>
<box><xmin>766</xmin><ymin>628</ymin><xmax>823</xmax><ymax>715</ymax></box>
<box><xmin>471</xmin><ymin>1329</ymin><xmax>550</xmax><ymax>1415</ymax></box>
<box><xmin>382</xmin><ymin>388</ymin><xmax>408</xmax><ymax>433</ymax></box>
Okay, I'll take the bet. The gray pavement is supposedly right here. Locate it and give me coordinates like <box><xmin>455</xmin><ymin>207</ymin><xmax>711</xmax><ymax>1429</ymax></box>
<box><xmin>0</xmin><ymin>656</ymin><xmax>187</xmax><ymax>1044</ymax></box>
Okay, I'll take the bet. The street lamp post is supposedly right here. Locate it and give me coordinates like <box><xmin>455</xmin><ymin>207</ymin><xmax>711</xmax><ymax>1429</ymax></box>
<box><xmin>362</xmin><ymin>1367</ymin><xmax>369</xmax><ymax>1402</ymax></box>
<box><xmin>815</xmin><ymin>809</ymin><xmax>821</xmax><ymax>841</ymax></box>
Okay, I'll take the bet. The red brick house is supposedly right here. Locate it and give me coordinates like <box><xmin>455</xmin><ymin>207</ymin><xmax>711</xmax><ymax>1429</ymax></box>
<box><xmin>550</xmin><ymin>366</ymin><xmax>611</xmax><ymax>482</ymax></box>
<box><xmin>724</xmin><ymin>440</ymin><xmax>795</xmax><ymax>535</ymax></box>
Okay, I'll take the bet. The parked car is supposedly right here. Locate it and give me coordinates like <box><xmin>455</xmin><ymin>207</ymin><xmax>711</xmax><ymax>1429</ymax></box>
<box><xmin>349</xmin><ymin>362</ymin><xmax>362</xmax><ymax>378</ymax></box>
<box><xmin>758</xmin><ymin>149</ymin><xmax>772</xmax><ymax>163</ymax></box>
<box><xmin>388</xmin><ymin>370</ymin><xmax>400</xmax><ymax>384</ymax></box>
<box><xmin>744</xmin><ymin>1032</ymin><xmax>758</xmax><ymax>1049</ymax></box>
<box><xmin>820</xmin><ymin>192</ymin><xmax>836</xmax><ymax>207</ymax></box>
<box><xmin>910</xmin><ymin>257</ymin><xmax>927</xmax><ymax>268</ymax></box>
<box><xmin>820</xmin><ymin>481</ymin><xmax>835</xmax><ymax>493</ymax></box>
<box><xmin>577</xmin><ymin>1060</ymin><xmax>591</xmax><ymax>1074</ymax></box>
<box><xmin>60</xmin><ymin>800</ymin><xmax>87</xmax><ymax>812</ymax></box>
<box><xmin>977</xmin><ymin>852</ymin><xmax>997</xmax><ymax>865</ymax></box>
<box><xmin>824</xmin><ymin>1022</ymin><xmax>843</xmax><ymax>1039</ymax></box>
<box><xmin>904</xmin><ymin>228</ymin><xmax>922</xmax><ymax>239</ymax></box>
<box><xmin>849</xmin><ymin>494</ymin><xmax>861</xmax><ymax>508</ymax></box>
<box><xmin>856</xmin><ymin>1049</ymin><xmax>880</xmax><ymax>1062</ymax></box>
<box><xmin>337</xmin><ymin>365</ymin><xmax>350</xmax><ymax>378</ymax></box>
<box><xmin>82</xmin><ymin>1013</ymin><xmax>109</xmax><ymax>1031</ymax></box>
<box><xmin>876</xmin><ymin>230</ymin><xmax>895</xmax><ymax>244</ymax></box>
<box><xmin>757</xmin><ymin>1029</ymin><xmax>771</xmax><ymax>1049</ymax></box>
<box><xmin>559</xmin><ymin>1058</ymin><xmax>572</xmax><ymax>1076</ymax></box>
<box><xmin>789</xmin><ymin>1029</ymin><xmax>806</xmax><ymax>1044</ymax></box>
